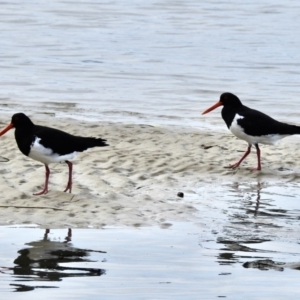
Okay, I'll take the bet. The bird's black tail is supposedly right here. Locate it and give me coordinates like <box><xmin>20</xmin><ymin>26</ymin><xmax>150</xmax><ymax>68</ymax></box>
<box><xmin>291</xmin><ymin>125</ymin><xmax>300</xmax><ymax>135</ymax></box>
<box><xmin>93</xmin><ymin>138</ymin><xmax>109</xmax><ymax>147</ymax></box>
<box><xmin>75</xmin><ymin>137</ymin><xmax>109</xmax><ymax>152</ymax></box>
<box><xmin>279</xmin><ymin>123</ymin><xmax>300</xmax><ymax>135</ymax></box>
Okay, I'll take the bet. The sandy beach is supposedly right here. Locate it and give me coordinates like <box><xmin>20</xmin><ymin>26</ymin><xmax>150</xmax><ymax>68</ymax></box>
<box><xmin>0</xmin><ymin>112</ymin><xmax>299</xmax><ymax>228</ymax></box>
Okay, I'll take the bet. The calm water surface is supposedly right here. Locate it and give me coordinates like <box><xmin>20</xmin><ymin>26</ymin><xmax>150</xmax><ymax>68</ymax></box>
<box><xmin>0</xmin><ymin>183</ymin><xmax>300</xmax><ymax>299</ymax></box>
<box><xmin>0</xmin><ymin>0</ymin><xmax>300</xmax><ymax>129</ymax></box>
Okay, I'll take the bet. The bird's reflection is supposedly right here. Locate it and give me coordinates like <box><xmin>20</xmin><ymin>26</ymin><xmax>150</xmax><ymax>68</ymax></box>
<box><xmin>215</xmin><ymin>182</ymin><xmax>267</xmax><ymax>266</ymax></box>
<box><xmin>214</xmin><ymin>182</ymin><xmax>300</xmax><ymax>272</ymax></box>
<box><xmin>230</xmin><ymin>181</ymin><xmax>262</xmax><ymax>217</ymax></box>
<box><xmin>252</xmin><ymin>182</ymin><xmax>261</xmax><ymax>217</ymax></box>
<box><xmin>3</xmin><ymin>229</ymin><xmax>106</xmax><ymax>292</ymax></box>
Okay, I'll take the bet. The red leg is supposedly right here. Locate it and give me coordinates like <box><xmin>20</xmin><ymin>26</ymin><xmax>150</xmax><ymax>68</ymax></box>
<box><xmin>225</xmin><ymin>144</ymin><xmax>251</xmax><ymax>169</ymax></box>
<box><xmin>251</xmin><ymin>144</ymin><xmax>261</xmax><ymax>171</ymax></box>
<box><xmin>63</xmin><ymin>161</ymin><xmax>73</xmax><ymax>193</ymax></box>
<box><xmin>34</xmin><ymin>165</ymin><xmax>50</xmax><ymax>195</ymax></box>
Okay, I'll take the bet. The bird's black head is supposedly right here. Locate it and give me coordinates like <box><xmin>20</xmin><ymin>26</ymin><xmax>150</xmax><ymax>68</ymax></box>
<box><xmin>202</xmin><ymin>92</ymin><xmax>243</xmax><ymax>115</ymax></box>
<box><xmin>219</xmin><ymin>93</ymin><xmax>242</xmax><ymax>107</ymax></box>
<box><xmin>10</xmin><ymin>113</ymin><xmax>34</xmax><ymax>128</ymax></box>
<box><xmin>0</xmin><ymin>113</ymin><xmax>34</xmax><ymax>137</ymax></box>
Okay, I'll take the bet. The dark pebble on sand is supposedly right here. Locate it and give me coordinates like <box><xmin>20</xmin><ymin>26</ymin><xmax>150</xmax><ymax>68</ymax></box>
<box><xmin>177</xmin><ymin>192</ymin><xmax>184</xmax><ymax>198</ymax></box>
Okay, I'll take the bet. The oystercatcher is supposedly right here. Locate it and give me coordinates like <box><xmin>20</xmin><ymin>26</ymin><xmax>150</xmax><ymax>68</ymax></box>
<box><xmin>202</xmin><ymin>93</ymin><xmax>300</xmax><ymax>170</ymax></box>
<box><xmin>0</xmin><ymin>113</ymin><xmax>108</xmax><ymax>195</ymax></box>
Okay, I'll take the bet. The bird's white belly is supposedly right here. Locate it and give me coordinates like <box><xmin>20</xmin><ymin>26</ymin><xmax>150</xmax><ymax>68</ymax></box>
<box><xmin>230</xmin><ymin>115</ymin><xmax>288</xmax><ymax>145</ymax></box>
<box><xmin>28</xmin><ymin>137</ymin><xmax>77</xmax><ymax>165</ymax></box>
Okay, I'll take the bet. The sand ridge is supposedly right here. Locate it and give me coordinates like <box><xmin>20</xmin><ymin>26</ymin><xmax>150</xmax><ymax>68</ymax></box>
<box><xmin>0</xmin><ymin>113</ymin><xmax>300</xmax><ymax>228</ymax></box>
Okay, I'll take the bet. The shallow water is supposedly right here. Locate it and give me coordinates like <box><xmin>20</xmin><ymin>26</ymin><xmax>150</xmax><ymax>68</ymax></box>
<box><xmin>1</xmin><ymin>1</ymin><xmax>300</xmax><ymax>129</ymax></box>
<box><xmin>1</xmin><ymin>183</ymin><xmax>300</xmax><ymax>299</ymax></box>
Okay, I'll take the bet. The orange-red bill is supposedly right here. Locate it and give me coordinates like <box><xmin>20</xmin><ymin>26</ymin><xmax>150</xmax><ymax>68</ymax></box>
<box><xmin>0</xmin><ymin>123</ymin><xmax>14</xmax><ymax>137</ymax></box>
<box><xmin>202</xmin><ymin>101</ymin><xmax>223</xmax><ymax>115</ymax></box>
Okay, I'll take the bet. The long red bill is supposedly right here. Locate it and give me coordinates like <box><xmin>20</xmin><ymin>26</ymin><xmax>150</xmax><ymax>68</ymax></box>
<box><xmin>202</xmin><ymin>101</ymin><xmax>223</xmax><ymax>115</ymax></box>
<box><xmin>0</xmin><ymin>123</ymin><xmax>14</xmax><ymax>136</ymax></box>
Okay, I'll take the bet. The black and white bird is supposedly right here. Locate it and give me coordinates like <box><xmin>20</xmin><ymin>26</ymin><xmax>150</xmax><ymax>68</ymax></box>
<box><xmin>0</xmin><ymin>113</ymin><xmax>108</xmax><ymax>195</ymax></box>
<box><xmin>202</xmin><ymin>93</ymin><xmax>300</xmax><ymax>170</ymax></box>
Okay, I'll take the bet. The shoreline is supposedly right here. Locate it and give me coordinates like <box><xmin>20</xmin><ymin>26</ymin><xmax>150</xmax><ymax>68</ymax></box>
<box><xmin>0</xmin><ymin>112</ymin><xmax>300</xmax><ymax>228</ymax></box>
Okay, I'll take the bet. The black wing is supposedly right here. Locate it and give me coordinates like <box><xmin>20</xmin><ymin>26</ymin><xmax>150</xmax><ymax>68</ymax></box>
<box><xmin>33</xmin><ymin>125</ymin><xmax>108</xmax><ymax>155</ymax></box>
<box><xmin>237</xmin><ymin>106</ymin><xmax>300</xmax><ymax>136</ymax></box>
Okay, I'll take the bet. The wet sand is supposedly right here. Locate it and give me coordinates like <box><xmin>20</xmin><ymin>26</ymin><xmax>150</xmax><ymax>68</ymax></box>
<box><xmin>0</xmin><ymin>114</ymin><xmax>300</xmax><ymax>298</ymax></box>
<box><xmin>0</xmin><ymin>113</ymin><xmax>300</xmax><ymax>228</ymax></box>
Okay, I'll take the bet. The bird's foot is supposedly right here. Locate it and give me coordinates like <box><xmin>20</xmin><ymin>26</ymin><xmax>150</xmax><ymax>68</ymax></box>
<box><xmin>224</xmin><ymin>163</ymin><xmax>240</xmax><ymax>169</ymax></box>
<box><xmin>250</xmin><ymin>167</ymin><xmax>261</xmax><ymax>172</ymax></box>
<box><xmin>63</xmin><ymin>183</ymin><xmax>72</xmax><ymax>193</ymax></box>
<box><xmin>33</xmin><ymin>188</ymin><xmax>49</xmax><ymax>195</ymax></box>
